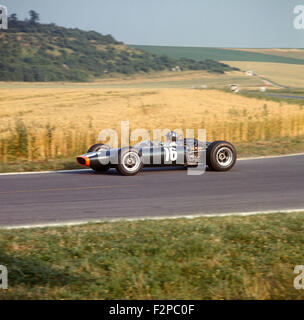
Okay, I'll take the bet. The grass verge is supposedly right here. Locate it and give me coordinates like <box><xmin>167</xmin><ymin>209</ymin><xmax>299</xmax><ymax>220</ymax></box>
<box><xmin>239</xmin><ymin>90</ymin><xmax>304</xmax><ymax>107</ymax></box>
<box><xmin>236</xmin><ymin>136</ymin><xmax>304</xmax><ymax>158</ymax></box>
<box><xmin>0</xmin><ymin>212</ymin><xmax>304</xmax><ymax>299</ymax></box>
<box><xmin>0</xmin><ymin>158</ymin><xmax>79</xmax><ymax>173</ymax></box>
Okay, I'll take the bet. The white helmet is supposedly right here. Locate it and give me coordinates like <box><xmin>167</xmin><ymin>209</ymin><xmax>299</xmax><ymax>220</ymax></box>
<box><xmin>166</xmin><ymin>131</ymin><xmax>178</xmax><ymax>143</ymax></box>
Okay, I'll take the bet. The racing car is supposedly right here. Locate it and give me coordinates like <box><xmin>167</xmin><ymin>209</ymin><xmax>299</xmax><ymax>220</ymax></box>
<box><xmin>76</xmin><ymin>131</ymin><xmax>237</xmax><ymax>176</ymax></box>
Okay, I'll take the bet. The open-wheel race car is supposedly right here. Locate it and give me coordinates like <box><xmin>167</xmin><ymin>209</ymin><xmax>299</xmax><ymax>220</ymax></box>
<box><xmin>76</xmin><ymin>131</ymin><xmax>237</xmax><ymax>176</ymax></box>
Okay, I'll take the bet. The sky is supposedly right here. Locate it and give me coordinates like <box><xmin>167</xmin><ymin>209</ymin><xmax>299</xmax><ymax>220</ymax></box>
<box><xmin>2</xmin><ymin>0</ymin><xmax>304</xmax><ymax>47</ymax></box>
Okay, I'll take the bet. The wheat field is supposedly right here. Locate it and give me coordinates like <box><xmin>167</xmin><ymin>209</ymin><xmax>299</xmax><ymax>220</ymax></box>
<box><xmin>0</xmin><ymin>87</ymin><xmax>304</xmax><ymax>162</ymax></box>
<box><xmin>223</xmin><ymin>61</ymin><xmax>304</xmax><ymax>88</ymax></box>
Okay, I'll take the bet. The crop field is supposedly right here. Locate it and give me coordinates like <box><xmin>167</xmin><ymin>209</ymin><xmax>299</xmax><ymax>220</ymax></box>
<box><xmin>131</xmin><ymin>45</ymin><xmax>304</xmax><ymax>65</ymax></box>
<box><xmin>0</xmin><ymin>86</ymin><xmax>304</xmax><ymax>170</ymax></box>
<box><xmin>232</xmin><ymin>48</ymin><xmax>304</xmax><ymax>61</ymax></box>
<box><xmin>131</xmin><ymin>46</ymin><xmax>304</xmax><ymax>88</ymax></box>
<box><xmin>222</xmin><ymin>61</ymin><xmax>304</xmax><ymax>88</ymax></box>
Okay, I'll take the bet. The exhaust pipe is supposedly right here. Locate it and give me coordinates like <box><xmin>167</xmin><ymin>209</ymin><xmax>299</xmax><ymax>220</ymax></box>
<box><xmin>76</xmin><ymin>156</ymin><xmax>90</xmax><ymax>167</ymax></box>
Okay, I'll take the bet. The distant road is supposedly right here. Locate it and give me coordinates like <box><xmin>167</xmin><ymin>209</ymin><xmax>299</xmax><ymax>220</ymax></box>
<box><xmin>0</xmin><ymin>154</ymin><xmax>303</xmax><ymax>227</ymax></box>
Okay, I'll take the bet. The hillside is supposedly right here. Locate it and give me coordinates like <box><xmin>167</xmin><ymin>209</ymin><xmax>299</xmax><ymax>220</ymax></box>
<box><xmin>131</xmin><ymin>45</ymin><xmax>304</xmax><ymax>65</ymax></box>
<box><xmin>0</xmin><ymin>13</ymin><xmax>237</xmax><ymax>82</ymax></box>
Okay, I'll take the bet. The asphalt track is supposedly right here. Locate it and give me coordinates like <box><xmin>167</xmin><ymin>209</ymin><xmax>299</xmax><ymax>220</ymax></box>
<box><xmin>0</xmin><ymin>154</ymin><xmax>303</xmax><ymax>227</ymax></box>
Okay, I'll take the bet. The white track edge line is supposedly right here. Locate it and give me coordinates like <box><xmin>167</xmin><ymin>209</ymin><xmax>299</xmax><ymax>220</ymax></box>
<box><xmin>0</xmin><ymin>168</ymin><xmax>91</xmax><ymax>176</ymax></box>
<box><xmin>2</xmin><ymin>208</ymin><xmax>304</xmax><ymax>230</ymax></box>
<box><xmin>238</xmin><ymin>152</ymin><xmax>304</xmax><ymax>161</ymax></box>
<box><xmin>0</xmin><ymin>153</ymin><xmax>303</xmax><ymax>176</ymax></box>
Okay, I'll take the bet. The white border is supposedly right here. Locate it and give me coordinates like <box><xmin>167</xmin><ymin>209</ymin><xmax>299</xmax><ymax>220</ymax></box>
<box><xmin>238</xmin><ymin>152</ymin><xmax>304</xmax><ymax>161</ymax></box>
<box><xmin>2</xmin><ymin>208</ymin><xmax>304</xmax><ymax>230</ymax></box>
<box><xmin>0</xmin><ymin>168</ymin><xmax>91</xmax><ymax>176</ymax></box>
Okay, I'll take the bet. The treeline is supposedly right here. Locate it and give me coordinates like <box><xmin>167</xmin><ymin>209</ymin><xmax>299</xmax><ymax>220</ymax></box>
<box><xmin>0</xmin><ymin>11</ymin><xmax>238</xmax><ymax>81</ymax></box>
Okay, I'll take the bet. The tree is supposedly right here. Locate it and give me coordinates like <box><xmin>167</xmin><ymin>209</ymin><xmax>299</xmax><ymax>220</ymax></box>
<box><xmin>9</xmin><ymin>13</ymin><xmax>18</xmax><ymax>23</ymax></box>
<box><xmin>8</xmin><ymin>13</ymin><xmax>18</xmax><ymax>28</ymax></box>
<box><xmin>29</xmin><ymin>10</ymin><xmax>39</xmax><ymax>24</ymax></box>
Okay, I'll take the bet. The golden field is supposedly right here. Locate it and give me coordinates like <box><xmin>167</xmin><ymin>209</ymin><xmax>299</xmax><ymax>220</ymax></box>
<box><xmin>223</xmin><ymin>61</ymin><xmax>304</xmax><ymax>88</ymax></box>
<box><xmin>0</xmin><ymin>87</ymin><xmax>304</xmax><ymax>163</ymax></box>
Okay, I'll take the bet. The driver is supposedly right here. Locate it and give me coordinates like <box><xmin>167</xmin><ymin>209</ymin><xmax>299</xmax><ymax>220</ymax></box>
<box><xmin>165</xmin><ymin>131</ymin><xmax>178</xmax><ymax>147</ymax></box>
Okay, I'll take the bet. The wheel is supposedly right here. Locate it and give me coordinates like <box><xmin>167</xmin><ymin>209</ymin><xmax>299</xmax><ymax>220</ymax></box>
<box><xmin>87</xmin><ymin>143</ymin><xmax>110</xmax><ymax>172</ymax></box>
<box><xmin>207</xmin><ymin>141</ymin><xmax>237</xmax><ymax>171</ymax></box>
<box><xmin>87</xmin><ymin>143</ymin><xmax>109</xmax><ymax>153</ymax></box>
<box><xmin>116</xmin><ymin>148</ymin><xmax>143</xmax><ymax>176</ymax></box>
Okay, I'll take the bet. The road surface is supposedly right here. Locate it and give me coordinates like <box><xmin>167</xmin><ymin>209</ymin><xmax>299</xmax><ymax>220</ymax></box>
<box><xmin>0</xmin><ymin>154</ymin><xmax>303</xmax><ymax>227</ymax></box>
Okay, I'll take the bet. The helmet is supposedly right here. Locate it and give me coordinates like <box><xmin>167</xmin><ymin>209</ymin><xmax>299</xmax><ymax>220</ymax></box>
<box><xmin>165</xmin><ymin>131</ymin><xmax>177</xmax><ymax>143</ymax></box>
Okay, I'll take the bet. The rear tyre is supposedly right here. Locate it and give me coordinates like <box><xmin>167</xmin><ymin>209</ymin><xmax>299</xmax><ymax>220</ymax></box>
<box><xmin>87</xmin><ymin>143</ymin><xmax>110</xmax><ymax>172</ymax></box>
<box><xmin>116</xmin><ymin>148</ymin><xmax>143</xmax><ymax>176</ymax></box>
<box><xmin>207</xmin><ymin>141</ymin><xmax>237</xmax><ymax>171</ymax></box>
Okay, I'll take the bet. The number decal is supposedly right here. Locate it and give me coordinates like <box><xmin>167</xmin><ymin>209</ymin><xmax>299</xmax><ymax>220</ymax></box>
<box><xmin>164</xmin><ymin>147</ymin><xmax>177</xmax><ymax>162</ymax></box>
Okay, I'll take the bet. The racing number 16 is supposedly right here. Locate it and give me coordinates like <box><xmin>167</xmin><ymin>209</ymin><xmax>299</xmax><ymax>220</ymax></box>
<box><xmin>164</xmin><ymin>147</ymin><xmax>177</xmax><ymax>162</ymax></box>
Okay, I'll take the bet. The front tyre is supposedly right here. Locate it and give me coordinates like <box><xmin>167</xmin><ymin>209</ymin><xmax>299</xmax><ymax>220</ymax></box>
<box><xmin>87</xmin><ymin>143</ymin><xmax>109</xmax><ymax>153</ymax></box>
<box><xmin>116</xmin><ymin>149</ymin><xmax>143</xmax><ymax>176</ymax></box>
<box><xmin>207</xmin><ymin>141</ymin><xmax>237</xmax><ymax>171</ymax></box>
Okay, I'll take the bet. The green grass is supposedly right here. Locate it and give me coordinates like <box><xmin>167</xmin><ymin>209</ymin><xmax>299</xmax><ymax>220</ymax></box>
<box><xmin>131</xmin><ymin>46</ymin><xmax>304</xmax><ymax>65</ymax></box>
<box><xmin>236</xmin><ymin>136</ymin><xmax>304</xmax><ymax>158</ymax></box>
<box><xmin>0</xmin><ymin>212</ymin><xmax>304</xmax><ymax>299</ymax></box>
<box><xmin>0</xmin><ymin>74</ymin><xmax>263</xmax><ymax>89</ymax></box>
<box><xmin>0</xmin><ymin>158</ymin><xmax>79</xmax><ymax>173</ymax></box>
